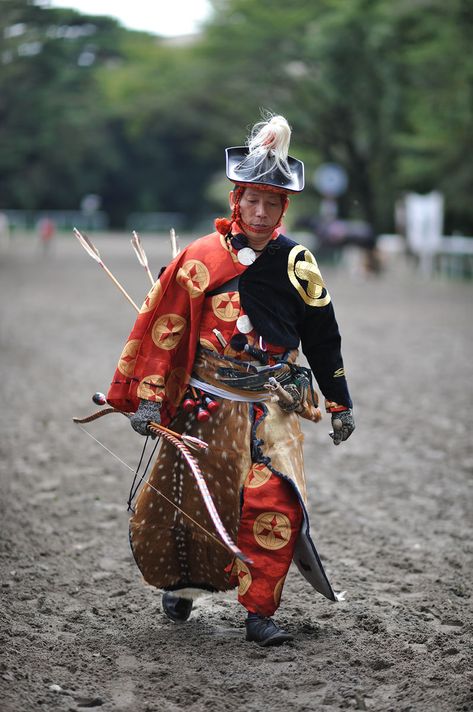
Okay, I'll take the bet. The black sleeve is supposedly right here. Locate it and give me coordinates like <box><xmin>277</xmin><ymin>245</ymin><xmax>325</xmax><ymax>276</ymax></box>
<box><xmin>300</xmin><ymin>300</ymin><xmax>352</xmax><ymax>409</ymax></box>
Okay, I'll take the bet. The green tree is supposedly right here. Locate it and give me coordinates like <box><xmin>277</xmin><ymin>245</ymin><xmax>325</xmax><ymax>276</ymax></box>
<box><xmin>392</xmin><ymin>0</ymin><xmax>473</xmax><ymax>231</ymax></box>
<box><xmin>196</xmin><ymin>0</ymin><xmax>407</xmax><ymax>230</ymax></box>
<box><xmin>193</xmin><ymin>0</ymin><xmax>473</xmax><ymax>231</ymax></box>
<box><xmin>1</xmin><ymin>0</ymin><xmax>471</xmax><ymax>233</ymax></box>
<box><xmin>0</xmin><ymin>0</ymin><xmax>121</xmax><ymax>211</ymax></box>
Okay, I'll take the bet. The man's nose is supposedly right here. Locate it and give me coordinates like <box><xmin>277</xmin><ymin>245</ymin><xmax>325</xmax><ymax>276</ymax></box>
<box><xmin>255</xmin><ymin>201</ymin><xmax>267</xmax><ymax>217</ymax></box>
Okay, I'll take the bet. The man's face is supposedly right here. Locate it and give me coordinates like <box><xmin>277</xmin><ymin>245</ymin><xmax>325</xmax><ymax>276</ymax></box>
<box><xmin>230</xmin><ymin>188</ymin><xmax>286</xmax><ymax>241</ymax></box>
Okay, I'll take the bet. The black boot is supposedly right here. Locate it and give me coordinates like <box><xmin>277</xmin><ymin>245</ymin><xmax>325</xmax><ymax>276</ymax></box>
<box><xmin>162</xmin><ymin>592</ymin><xmax>193</xmax><ymax>623</ymax></box>
<box><xmin>245</xmin><ymin>613</ymin><xmax>293</xmax><ymax>646</ymax></box>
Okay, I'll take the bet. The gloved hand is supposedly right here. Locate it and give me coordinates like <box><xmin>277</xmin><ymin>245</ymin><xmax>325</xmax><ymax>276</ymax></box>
<box><xmin>130</xmin><ymin>399</ymin><xmax>161</xmax><ymax>437</ymax></box>
<box><xmin>330</xmin><ymin>408</ymin><xmax>355</xmax><ymax>446</ymax></box>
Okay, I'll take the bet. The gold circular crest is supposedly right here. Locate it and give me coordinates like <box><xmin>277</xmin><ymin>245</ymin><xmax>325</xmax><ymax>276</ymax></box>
<box><xmin>137</xmin><ymin>374</ymin><xmax>165</xmax><ymax>400</ymax></box>
<box><xmin>231</xmin><ymin>559</ymin><xmax>252</xmax><ymax>596</ymax></box>
<box><xmin>176</xmin><ymin>260</ymin><xmax>210</xmax><ymax>298</ymax></box>
<box><xmin>253</xmin><ymin>511</ymin><xmax>292</xmax><ymax>550</ymax></box>
<box><xmin>151</xmin><ymin>313</ymin><xmax>187</xmax><ymax>351</ymax></box>
<box><xmin>287</xmin><ymin>245</ymin><xmax>331</xmax><ymax>307</ymax></box>
<box><xmin>211</xmin><ymin>293</ymin><xmax>240</xmax><ymax>322</ymax></box>
<box><xmin>167</xmin><ymin>367</ymin><xmax>189</xmax><ymax>406</ymax></box>
<box><xmin>139</xmin><ymin>280</ymin><xmax>163</xmax><ymax>314</ymax></box>
<box><xmin>273</xmin><ymin>575</ymin><xmax>286</xmax><ymax>606</ymax></box>
<box><xmin>117</xmin><ymin>339</ymin><xmax>140</xmax><ymax>377</ymax></box>
<box><xmin>245</xmin><ymin>463</ymin><xmax>272</xmax><ymax>489</ymax></box>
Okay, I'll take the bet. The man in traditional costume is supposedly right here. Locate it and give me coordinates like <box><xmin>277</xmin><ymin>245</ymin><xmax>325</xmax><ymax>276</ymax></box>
<box><xmin>107</xmin><ymin>115</ymin><xmax>355</xmax><ymax>646</ymax></box>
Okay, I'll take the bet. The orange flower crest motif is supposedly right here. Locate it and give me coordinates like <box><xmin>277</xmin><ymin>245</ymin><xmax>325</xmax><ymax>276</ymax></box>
<box><xmin>253</xmin><ymin>511</ymin><xmax>292</xmax><ymax>550</ymax></box>
<box><xmin>177</xmin><ymin>260</ymin><xmax>210</xmax><ymax>298</ymax></box>
<box><xmin>117</xmin><ymin>339</ymin><xmax>140</xmax><ymax>377</ymax></box>
<box><xmin>151</xmin><ymin>314</ymin><xmax>187</xmax><ymax>351</ymax></box>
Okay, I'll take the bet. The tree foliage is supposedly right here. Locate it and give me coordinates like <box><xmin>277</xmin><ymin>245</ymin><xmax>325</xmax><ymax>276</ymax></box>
<box><xmin>1</xmin><ymin>0</ymin><xmax>472</xmax><ymax>232</ymax></box>
<box><xmin>0</xmin><ymin>1</ymin><xmax>122</xmax><ymax>211</ymax></box>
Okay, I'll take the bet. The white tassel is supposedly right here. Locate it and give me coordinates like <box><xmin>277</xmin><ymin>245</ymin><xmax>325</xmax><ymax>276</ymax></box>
<box><xmin>239</xmin><ymin>114</ymin><xmax>293</xmax><ymax>182</ymax></box>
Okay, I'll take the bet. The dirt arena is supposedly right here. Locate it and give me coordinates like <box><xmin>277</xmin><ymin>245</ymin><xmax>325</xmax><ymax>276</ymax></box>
<box><xmin>1</xmin><ymin>232</ymin><xmax>472</xmax><ymax>712</ymax></box>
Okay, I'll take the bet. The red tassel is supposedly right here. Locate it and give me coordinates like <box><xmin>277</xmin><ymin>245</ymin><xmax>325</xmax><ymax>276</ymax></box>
<box><xmin>214</xmin><ymin>217</ymin><xmax>232</xmax><ymax>235</ymax></box>
<box><xmin>182</xmin><ymin>398</ymin><xmax>196</xmax><ymax>412</ymax></box>
<box><xmin>203</xmin><ymin>396</ymin><xmax>219</xmax><ymax>413</ymax></box>
<box><xmin>196</xmin><ymin>407</ymin><xmax>211</xmax><ymax>422</ymax></box>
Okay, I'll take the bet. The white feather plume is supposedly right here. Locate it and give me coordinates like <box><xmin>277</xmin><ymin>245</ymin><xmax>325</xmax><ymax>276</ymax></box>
<box><xmin>238</xmin><ymin>114</ymin><xmax>293</xmax><ymax>182</ymax></box>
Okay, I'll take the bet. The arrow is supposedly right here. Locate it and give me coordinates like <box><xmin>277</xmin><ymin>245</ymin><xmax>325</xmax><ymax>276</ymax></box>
<box><xmin>131</xmin><ymin>231</ymin><xmax>155</xmax><ymax>287</ymax></box>
<box><xmin>73</xmin><ymin>227</ymin><xmax>139</xmax><ymax>312</ymax></box>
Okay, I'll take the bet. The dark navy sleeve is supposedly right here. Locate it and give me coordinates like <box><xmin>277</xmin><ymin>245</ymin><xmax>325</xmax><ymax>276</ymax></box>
<box><xmin>300</xmin><ymin>300</ymin><xmax>353</xmax><ymax>409</ymax></box>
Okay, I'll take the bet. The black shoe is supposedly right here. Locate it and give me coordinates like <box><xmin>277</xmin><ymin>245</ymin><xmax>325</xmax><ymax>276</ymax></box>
<box><xmin>162</xmin><ymin>592</ymin><xmax>193</xmax><ymax>622</ymax></box>
<box><xmin>245</xmin><ymin>614</ymin><xmax>293</xmax><ymax>646</ymax></box>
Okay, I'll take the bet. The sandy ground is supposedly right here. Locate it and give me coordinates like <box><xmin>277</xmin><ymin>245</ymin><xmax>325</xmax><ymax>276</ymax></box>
<box><xmin>0</xmin><ymin>232</ymin><xmax>472</xmax><ymax>712</ymax></box>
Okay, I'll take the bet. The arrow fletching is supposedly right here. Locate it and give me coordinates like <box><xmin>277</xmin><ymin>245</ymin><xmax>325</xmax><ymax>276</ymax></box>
<box><xmin>131</xmin><ymin>231</ymin><xmax>148</xmax><ymax>268</ymax></box>
<box><xmin>149</xmin><ymin>422</ymin><xmax>208</xmax><ymax>451</ymax></box>
<box><xmin>182</xmin><ymin>434</ymin><xmax>208</xmax><ymax>451</ymax></box>
<box><xmin>73</xmin><ymin>226</ymin><xmax>139</xmax><ymax>311</ymax></box>
<box><xmin>73</xmin><ymin>227</ymin><xmax>101</xmax><ymax>263</ymax></box>
<box><xmin>170</xmin><ymin>228</ymin><xmax>181</xmax><ymax>258</ymax></box>
<box><xmin>132</xmin><ymin>230</ymin><xmax>154</xmax><ymax>286</ymax></box>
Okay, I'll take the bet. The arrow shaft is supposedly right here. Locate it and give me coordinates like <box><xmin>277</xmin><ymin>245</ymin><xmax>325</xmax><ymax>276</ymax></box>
<box><xmin>144</xmin><ymin>265</ymin><xmax>155</xmax><ymax>287</ymax></box>
<box><xmin>99</xmin><ymin>261</ymin><xmax>139</xmax><ymax>312</ymax></box>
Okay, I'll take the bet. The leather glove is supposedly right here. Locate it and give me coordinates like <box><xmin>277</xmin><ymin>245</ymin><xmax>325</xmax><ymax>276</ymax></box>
<box><xmin>330</xmin><ymin>408</ymin><xmax>355</xmax><ymax>446</ymax></box>
<box><xmin>130</xmin><ymin>399</ymin><xmax>161</xmax><ymax>437</ymax></box>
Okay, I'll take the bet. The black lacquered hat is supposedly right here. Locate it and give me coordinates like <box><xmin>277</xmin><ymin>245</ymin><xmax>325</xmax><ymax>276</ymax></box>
<box><xmin>225</xmin><ymin>146</ymin><xmax>305</xmax><ymax>194</ymax></box>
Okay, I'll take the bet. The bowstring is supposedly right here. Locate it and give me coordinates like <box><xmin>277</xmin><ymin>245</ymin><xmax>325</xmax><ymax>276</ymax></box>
<box><xmin>76</xmin><ymin>424</ymin><xmax>229</xmax><ymax>553</ymax></box>
<box><xmin>127</xmin><ymin>435</ymin><xmax>160</xmax><ymax>512</ymax></box>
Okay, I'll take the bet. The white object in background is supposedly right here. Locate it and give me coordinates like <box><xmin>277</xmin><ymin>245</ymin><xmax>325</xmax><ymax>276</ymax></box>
<box><xmin>405</xmin><ymin>191</ymin><xmax>444</xmax><ymax>274</ymax></box>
